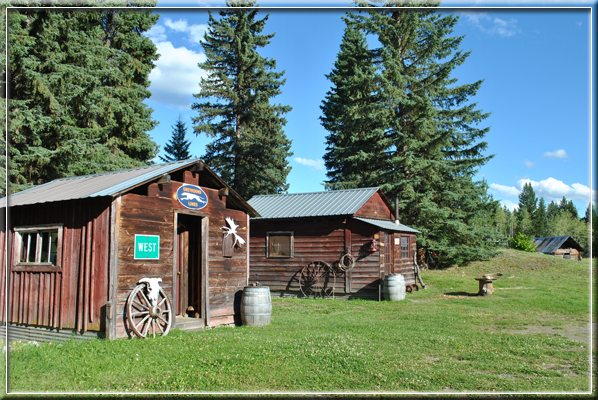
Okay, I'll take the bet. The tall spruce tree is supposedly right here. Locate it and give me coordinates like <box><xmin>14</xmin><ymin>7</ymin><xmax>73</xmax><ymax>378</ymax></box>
<box><xmin>8</xmin><ymin>7</ymin><xmax>159</xmax><ymax>193</ymax></box>
<box><xmin>191</xmin><ymin>1</ymin><xmax>292</xmax><ymax>199</ymax></box>
<box><xmin>534</xmin><ymin>197</ymin><xmax>549</xmax><ymax>237</ymax></box>
<box><xmin>324</xmin><ymin>3</ymin><xmax>495</xmax><ymax>267</ymax></box>
<box><xmin>321</xmin><ymin>20</ymin><xmax>389</xmax><ymax>190</ymax></box>
<box><xmin>518</xmin><ymin>182</ymin><xmax>538</xmax><ymax>216</ymax></box>
<box><xmin>547</xmin><ymin>200</ymin><xmax>560</xmax><ymax>220</ymax></box>
<box><xmin>160</xmin><ymin>115</ymin><xmax>192</xmax><ymax>162</ymax></box>
<box><xmin>558</xmin><ymin>196</ymin><xmax>578</xmax><ymax>218</ymax></box>
<box><xmin>0</xmin><ymin>6</ymin><xmax>6</xmax><ymax>197</ymax></box>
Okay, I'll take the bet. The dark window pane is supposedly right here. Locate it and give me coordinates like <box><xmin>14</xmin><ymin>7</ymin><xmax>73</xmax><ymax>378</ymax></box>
<box><xmin>28</xmin><ymin>233</ymin><xmax>38</xmax><ymax>262</ymax></box>
<box><xmin>50</xmin><ymin>231</ymin><xmax>58</xmax><ymax>265</ymax></box>
<box><xmin>40</xmin><ymin>232</ymin><xmax>50</xmax><ymax>262</ymax></box>
<box><xmin>20</xmin><ymin>233</ymin><xmax>30</xmax><ymax>263</ymax></box>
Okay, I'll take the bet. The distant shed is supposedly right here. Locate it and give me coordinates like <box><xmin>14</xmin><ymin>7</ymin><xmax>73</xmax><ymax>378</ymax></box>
<box><xmin>0</xmin><ymin>159</ymin><xmax>257</xmax><ymax>341</ymax></box>
<box><xmin>532</xmin><ymin>236</ymin><xmax>583</xmax><ymax>261</ymax></box>
<box><xmin>247</xmin><ymin>188</ymin><xmax>420</xmax><ymax>300</ymax></box>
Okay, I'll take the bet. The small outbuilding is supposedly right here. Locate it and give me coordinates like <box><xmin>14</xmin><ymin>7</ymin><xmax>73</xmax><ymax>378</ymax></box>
<box><xmin>0</xmin><ymin>159</ymin><xmax>257</xmax><ymax>341</ymax></box>
<box><xmin>532</xmin><ymin>236</ymin><xmax>584</xmax><ymax>261</ymax></box>
<box><xmin>247</xmin><ymin>187</ymin><xmax>420</xmax><ymax>300</ymax></box>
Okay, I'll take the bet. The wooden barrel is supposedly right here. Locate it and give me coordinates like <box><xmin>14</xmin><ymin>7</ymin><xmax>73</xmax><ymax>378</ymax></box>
<box><xmin>240</xmin><ymin>286</ymin><xmax>272</xmax><ymax>327</ymax></box>
<box><xmin>384</xmin><ymin>274</ymin><xmax>406</xmax><ymax>301</ymax></box>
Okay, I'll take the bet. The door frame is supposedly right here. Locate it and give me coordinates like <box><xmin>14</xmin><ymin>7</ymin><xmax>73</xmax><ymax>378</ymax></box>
<box><xmin>173</xmin><ymin>210</ymin><xmax>210</xmax><ymax>327</ymax></box>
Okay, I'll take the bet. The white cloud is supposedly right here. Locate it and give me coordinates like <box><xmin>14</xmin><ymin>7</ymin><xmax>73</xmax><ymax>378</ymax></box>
<box><xmin>164</xmin><ymin>18</ymin><xmax>208</xmax><ymax>45</ymax></box>
<box><xmin>462</xmin><ymin>12</ymin><xmax>520</xmax><ymax>37</ymax></box>
<box><xmin>543</xmin><ymin>149</ymin><xmax>569</xmax><ymax>159</ymax></box>
<box><xmin>489</xmin><ymin>183</ymin><xmax>520</xmax><ymax>198</ymax></box>
<box><xmin>294</xmin><ymin>157</ymin><xmax>325</xmax><ymax>171</ymax></box>
<box><xmin>147</xmin><ymin>41</ymin><xmax>207</xmax><ymax>108</ymax></box>
<box><xmin>500</xmin><ymin>200</ymin><xmax>518</xmax><ymax>212</ymax></box>
<box><xmin>490</xmin><ymin>177</ymin><xmax>596</xmax><ymax>206</ymax></box>
<box><xmin>523</xmin><ymin>159</ymin><xmax>535</xmax><ymax>168</ymax></box>
<box><xmin>516</xmin><ymin>177</ymin><xmax>595</xmax><ymax>204</ymax></box>
<box><xmin>146</xmin><ymin>25</ymin><xmax>166</xmax><ymax>43</ymax></box>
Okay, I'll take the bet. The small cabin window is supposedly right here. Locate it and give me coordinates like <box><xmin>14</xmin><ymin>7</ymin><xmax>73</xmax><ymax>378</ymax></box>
<box><xmin>267</xmin><ymin>231</ymin><xmax>293</xmax><ymax>258</ymax></box>
<box><xmin>15</xmin><ymin>225</ymin><xmax>63</xmax><ymax>269</ymax></box>
<box><xmin>400</xmin><ymin>236</ymin><xmax>409</xmax><ymax>259</ymax></box>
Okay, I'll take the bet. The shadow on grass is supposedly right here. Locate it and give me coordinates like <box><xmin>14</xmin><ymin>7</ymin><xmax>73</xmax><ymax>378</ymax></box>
<box><xmin>444</xmin><ymin>291</ymin><xmax>479</xmax><ymax>297</ymax></box>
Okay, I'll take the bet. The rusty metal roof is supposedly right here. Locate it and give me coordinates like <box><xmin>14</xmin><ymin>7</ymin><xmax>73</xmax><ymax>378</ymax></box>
<box><xmin>532</xmin><ymin>236</ymin><xmax>583</xmax><ymax>254</ymax></box>
<box><xmin>0</xmin><ymin>158</ymin><xmax>258</xmax><ymax>218</ymax></box>
<box><xmin>248</xmin><ymin>187</ymin><xmax>382</xmax><ymax>219</ymax></box>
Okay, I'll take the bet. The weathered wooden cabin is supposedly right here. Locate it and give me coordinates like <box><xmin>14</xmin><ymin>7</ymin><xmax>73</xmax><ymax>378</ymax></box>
<box><xmin>532</xmin><ymin>236</ymin><xmax>584</xmax><ymax>261</ymax></box>
<box><xmin>0</xmin><ymin>159</ymin><xmax>257</xmax><ymax>341</ymax></box>
<box><xmin>247</xmin><ymin>188</ymin><xmax>420</xmax><ymax>300</ymax></box>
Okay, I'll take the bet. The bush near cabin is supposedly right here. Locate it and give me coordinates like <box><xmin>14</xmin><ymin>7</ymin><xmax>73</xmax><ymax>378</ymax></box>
<box><xmin>510</xmin><ymin>232</ymin><xmax>537</xmax><ymax>252</ymax></box>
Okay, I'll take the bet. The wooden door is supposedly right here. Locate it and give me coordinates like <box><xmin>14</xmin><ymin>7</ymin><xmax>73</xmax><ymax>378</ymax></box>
<box><xmin>176</xmin><ymin>214</ymin><xmax>202</xmax><ymax>317</ymax></box>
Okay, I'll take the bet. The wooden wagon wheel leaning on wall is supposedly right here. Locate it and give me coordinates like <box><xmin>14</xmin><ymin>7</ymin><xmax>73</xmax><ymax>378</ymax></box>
<box><xmin>126</xmin><ymin>278</ymin><xmax>173</xmax><ymax>339</ymax></box>
<box><xmin>299</xmin><ymin>261</ymin><xmax>336</xmax><ymax>298</ymax></box>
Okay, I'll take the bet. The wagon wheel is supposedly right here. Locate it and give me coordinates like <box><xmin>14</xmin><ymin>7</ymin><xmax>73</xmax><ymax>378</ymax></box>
<box><xmin>411</xmin><ymin>284</ymin><xmax>419</xmax><ymax>292</ymax></box>
<box><xmin>299</xmin><ymin>261</ymin><xmax>335</xmax><ymax>298</ymax></box>
<box><xmin>406</xmin><ymin>285</ymin><xmax>413</xmax><ymax>293</ymax></box>
<box><xmin>126</xmin><ymin>284</ymin><xmax>173</xmax><ymax>339</ymax></box>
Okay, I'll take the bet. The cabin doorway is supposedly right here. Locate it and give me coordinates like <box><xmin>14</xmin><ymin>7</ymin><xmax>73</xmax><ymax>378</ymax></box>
<box><xmin>175</xmin><ymin>214</ymin><xmax>203</xmax><ymax>319</ymax></box>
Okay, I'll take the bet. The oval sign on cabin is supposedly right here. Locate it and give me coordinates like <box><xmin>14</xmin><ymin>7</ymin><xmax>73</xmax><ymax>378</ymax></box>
<box><xmin>176</xmin><ymin>184</ymin><xmax>208</xmax><ymax>210</ymax></box>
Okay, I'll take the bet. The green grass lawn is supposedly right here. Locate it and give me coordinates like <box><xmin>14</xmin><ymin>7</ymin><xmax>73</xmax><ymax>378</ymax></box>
<box><xmin>4</xmin><ymin>249</ymin><xmax>595</xmax><ymax>394</ymax></box>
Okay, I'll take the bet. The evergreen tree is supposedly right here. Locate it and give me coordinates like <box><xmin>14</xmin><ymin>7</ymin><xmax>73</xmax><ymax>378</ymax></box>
<box><xmin>324</xmin><ymin>3</ymin><xmax>495</xmax><ymax>267</ymax></box>
<box><xmin>590</xmin><ymin>203</ymin><xmax>597</xmax><ymax>257</ymax></box>
<box><xmin>0</xmin><ymin>6</ymin><xmax>6</xmax><ymax>197</ymax></box>
<box><xmin>8</xmin><ymin>7</ymin><xmax>159</xmax><ymax>194</ymax></box>
<box><xmin>321</xmin><ymin>20</ymin><xmax>389</xmax><ymax>190</ymax></box>
<box><xmin>518</xmin><ymin>182</ymin><xmax>537</xmax><ymax>216</ymax></box>
<box><xmin>534</xmin><ymin>197</ymin><xmax>549</xmax><ymax>237</ymax></box>
<box><xmin>191</xmin><ymin>1</ymin><xmax>293</xmax><ymax>199</ymax></box>
<box><xmin>547</xmin><ymin>200</ymin><xmax>560</xmax><ymax>220</ymax></box>
<box><xmin>160</xmin><ymin>115</ymin><xmax>192</xmax><ymax>162</ymax></box>
<box><xmin>516</xmin><ymin>208</ymin><xmax>534</xmax><ymax>236</ymax></box>
<box><xmin>558</xmin><ymin>196</ymin><xmax>578</xmax><ymax>218</ymax></box>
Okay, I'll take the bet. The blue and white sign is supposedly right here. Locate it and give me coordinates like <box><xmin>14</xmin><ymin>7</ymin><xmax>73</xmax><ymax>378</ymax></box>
<box><xmin>176</xmin><ymin>184</ymin><xmax>208</xmax><ymax>210</ymax></box>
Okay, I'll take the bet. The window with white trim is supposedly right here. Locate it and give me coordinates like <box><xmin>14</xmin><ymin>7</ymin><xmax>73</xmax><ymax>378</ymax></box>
<box><xmin>266</xmin><ymin>231</ymin><xmax>294</xmax><ymax>258</ymax></box>
<box><xmin>15</xmin><ymin>225</ymin><xmax>63</xmax><ymax>267</ymax></box>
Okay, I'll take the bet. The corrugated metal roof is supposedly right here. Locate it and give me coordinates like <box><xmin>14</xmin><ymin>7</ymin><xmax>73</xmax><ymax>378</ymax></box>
<box><xmin>0</xmin><ymin>159</ymin><xmax>204</xmax><ymax>208</ymax></box>
<box><xmin>248</xmin><ymin>187</ymin><xmax>381</xmax><ymax>219</ymax></box>
<box><xmin>532</xmin><ymin>236</ymin><xmax>583</xmax><ymax>253</ymax></box>
<box><xmin>354</xmin><ymin>217</ymin><xmax>420</xmax><ymax>234</ymax></box>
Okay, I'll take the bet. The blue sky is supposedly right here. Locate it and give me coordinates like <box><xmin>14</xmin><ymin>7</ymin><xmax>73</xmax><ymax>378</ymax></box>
<box><xmin>144</xmin><ymin>1</ymin><xmax>595</xmax><ymax>215</ymax></box>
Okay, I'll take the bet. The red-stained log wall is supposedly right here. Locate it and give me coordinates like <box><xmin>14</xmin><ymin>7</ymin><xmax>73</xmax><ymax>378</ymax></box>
<box><xmin>113</xmin><ymin>173</ymin><xmax>248</xmax><ymax>338</ymax></box>
<box><xmin>2</xmin><ymin>198</ymin><xmax>110</xmax><ymax>332</ymax></box>
<box><xmin>249</xmin><ymin>217</ymin><xmax>417</xmax><ymax>300</ymax></box>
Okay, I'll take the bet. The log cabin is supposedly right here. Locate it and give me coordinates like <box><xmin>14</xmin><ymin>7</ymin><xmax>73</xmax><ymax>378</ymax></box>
<box><xmin>532</xmin><ymin>236</ymin><xmax>584</xmax><ymax>261</ymax></box>
<box><xmin>0</xmin><ymin>159</ymin><xmax>257</xmax><ymax>342</ymax></box>
<box><xmin>247</xmin><ymin>188</ymin><xmax>420</xmax><ymax>300</ymax></box>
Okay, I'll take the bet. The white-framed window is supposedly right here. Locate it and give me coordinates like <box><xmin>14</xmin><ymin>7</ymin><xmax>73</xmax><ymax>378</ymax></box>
<box><xmin>266</xmin><ymin>231</ymin><xmax>294</xmax><ymax>258</ymax></box>
<box><xmin>15</xmin><ymin>225</ymin><xmax>63</xmax><ymax>269</ymax></box>
<box><xmin>400</xmin><ymin>236</ymin><xmax>410</xmax><ymax>259</ymax></box>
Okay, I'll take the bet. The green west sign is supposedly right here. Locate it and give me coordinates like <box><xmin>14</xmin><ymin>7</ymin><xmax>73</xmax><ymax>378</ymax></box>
<box><xmin>134</xmin><ymin>235</ymin><xmax>160</xmax><ymax>260</ymax></box>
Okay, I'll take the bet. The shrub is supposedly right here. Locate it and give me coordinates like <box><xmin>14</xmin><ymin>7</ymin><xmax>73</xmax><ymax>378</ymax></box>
<box><xmin>510</xmin><ymin>232</ymin><xmax>537</xmax><ymax>252</ymax></box>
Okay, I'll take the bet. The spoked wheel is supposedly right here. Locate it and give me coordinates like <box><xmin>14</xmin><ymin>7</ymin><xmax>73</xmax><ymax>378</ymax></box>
<box><xmin>126</xmin><ymin>284</ymin><xmax>173</xmax><ymax>339</ymax></box>
<box><xmin>299</xmin><ymin>261</ymin><xmax>335</xmax><ymax>298</ymax></box>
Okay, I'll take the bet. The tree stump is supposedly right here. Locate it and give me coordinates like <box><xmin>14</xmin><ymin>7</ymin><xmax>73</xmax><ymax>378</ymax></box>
<box><xmin>475</xmin><ymin>277</ymin><xmax>497</xmax><ymax>296</ymax></box>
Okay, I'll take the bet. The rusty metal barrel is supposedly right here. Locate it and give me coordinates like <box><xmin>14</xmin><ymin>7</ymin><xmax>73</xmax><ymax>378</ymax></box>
<box><xmin>240</xmin><ymin>286</ymin><xmax>272</xmax><ymax>327</ymax></box>
<box><xmin>384</xmin><ymin>274</ymin><xmax>406</xmax><ymax>301</ymax></box>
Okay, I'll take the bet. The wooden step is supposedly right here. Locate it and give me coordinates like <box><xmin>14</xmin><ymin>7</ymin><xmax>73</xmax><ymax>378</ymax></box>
<box><xmin>174</xmin><ymin>316</ymin><xmax>205</xmax><ymax>332</ymax></box>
